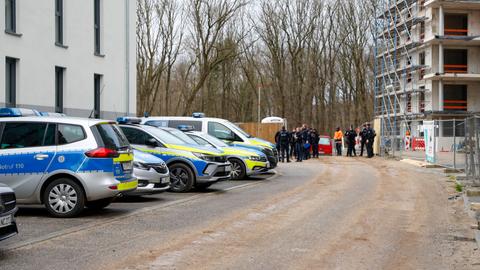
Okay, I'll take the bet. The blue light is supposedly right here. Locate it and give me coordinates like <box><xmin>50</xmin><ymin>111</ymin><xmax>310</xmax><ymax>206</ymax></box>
<box><xmin>0</xmin><ymin>108</ymin><xmax>41</xmax><ymax>117</ymax></box>
<box><xmin>116</xmin><ymin>117</ymin><xmax>141</xmax><ymax>124</ymax></box>
<box><xmin>177</xmin><ymin>125</ymin><xmax>195</xmax><ymax>132</ymax></box>
<box><xmin>39</xmin><ymin>112</ymin><xmax>66</xmax><ymax>117</ymax></box>
<box><xmin>192</xmin><ymin>112</ymin><xmax>205</xmax><ymax>118</ymax></box>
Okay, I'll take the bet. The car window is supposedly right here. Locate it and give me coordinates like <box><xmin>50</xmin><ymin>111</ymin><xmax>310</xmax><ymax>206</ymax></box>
<box><xmin>144</xmin><ymin>120</ymin><xmax>168</xmax><ymax>128</ymax></box>
<box><xmin>58</xmin><ymin>124</ymin><xmax>86</xmax><ymax>145</ymax></box>
<box><xmin>144</xmin><ymin>126</ymin><xmax>189</xmax><ymax>145</ymax></box>
<box><xmin>43</xmin><ymin>123</ymin><xmax>56</xmax><ymax>146</ymax></box>
<box><xmin>190</xmin><ymin>135</ymin><xmax>214</xmax><ymax>147</ymax></box>
<box><xmin>0</xmin><ymin>122</ymin><xmax>48</xmax><ymax>149</ymax></box>
<box><xmin>94</xmin><ymin>124</ymin><xmax>130</xmax><ymax>150</ymax></box>
<box><xmin>167</xmin><ymin>120</ymin><xmax>202</xmax><ymax>131</ymax></box>
<box><xmin>208</xmin><ymin>122</ymin><xmax>242</xmax><ymax>142</ymax></box>
<box><xmin>319</xmin><ymin>138</ymin><xmax>330</xmax><ymax>145</ymax></box>
<box><xmin>120</xmin><ymin>127</ymin><xmax>155</xmax><ymax>146</ymax></box>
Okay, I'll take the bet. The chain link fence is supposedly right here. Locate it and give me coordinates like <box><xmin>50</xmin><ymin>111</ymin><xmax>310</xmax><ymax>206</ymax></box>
<box><xmin>465</xmin><ymin>116</ymin><xmax>480</xmax><ymax>185</ymax></box>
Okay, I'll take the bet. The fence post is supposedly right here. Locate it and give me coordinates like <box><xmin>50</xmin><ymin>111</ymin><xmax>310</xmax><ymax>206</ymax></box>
<box><xmin>453</xmin><ymin>119</ymin><xmax>456</xmax><ymax>170</ymax></box>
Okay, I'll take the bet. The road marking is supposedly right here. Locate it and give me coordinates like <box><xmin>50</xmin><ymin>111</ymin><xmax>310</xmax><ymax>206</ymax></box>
<box><xmin>5</xmin><ymin>172</ymin><xmax>280</xmax><ymax>251</ymax></box>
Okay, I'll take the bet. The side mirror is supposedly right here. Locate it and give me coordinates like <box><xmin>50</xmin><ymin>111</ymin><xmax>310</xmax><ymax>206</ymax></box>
<box><xmin>146</xmin><ymin>138</ymin><xmax>158</xmax><ymax>148</ymax></box>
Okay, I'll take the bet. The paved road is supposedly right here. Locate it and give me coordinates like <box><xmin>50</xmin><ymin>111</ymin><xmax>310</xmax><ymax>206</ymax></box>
<box><xmin>0</xmin><ymin>157</ymin><xmax>478</xmax><ymax>270</ymax></box>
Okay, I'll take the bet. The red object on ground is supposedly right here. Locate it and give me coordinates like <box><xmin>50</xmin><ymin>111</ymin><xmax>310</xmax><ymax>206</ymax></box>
<box><xmin>318</xmin><ymin>135</ymin><xmax>333</xmax><ymax>155</ymax></box>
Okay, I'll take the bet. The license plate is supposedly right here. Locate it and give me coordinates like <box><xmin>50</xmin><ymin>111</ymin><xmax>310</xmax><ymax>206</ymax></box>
<box><xmin>0</xmin><ymin>215</ymin><xmax>12</xmax><ymax>228</ymax></box>
<box><xmin>122</xmin><ymin>162</ymin><xmax>133</xmax><ymax>171</ymax></box>
<box><xmin>161</xmin><ymin>177</ymin><xmax>170</xmax><ymax>184</ymax></box>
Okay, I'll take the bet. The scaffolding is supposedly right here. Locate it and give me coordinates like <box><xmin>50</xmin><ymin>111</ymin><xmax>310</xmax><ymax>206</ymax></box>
<box><xmin>374</xmin><ymin>0</ymin><xmax>428</xmax><ymax>155</ymax></box>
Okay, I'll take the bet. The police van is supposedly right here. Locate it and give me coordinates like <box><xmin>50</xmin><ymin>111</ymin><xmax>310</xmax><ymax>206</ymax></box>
<box><xmin>140</xmin><ymin>114</ymin><xmax>279</xmax><ymax>168</ymax></box>
<box><xmin>0</xmin><ymin>108</ymin><xmax>137</xmax><ymax>217</ymax></box>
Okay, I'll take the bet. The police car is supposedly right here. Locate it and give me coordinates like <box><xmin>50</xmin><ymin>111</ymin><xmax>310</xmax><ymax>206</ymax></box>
<box><xmin>171</xmin><ymin>127</ymin><xmax>269</xmax><ymax>180</ymax></box>
<box><xmin>0</xmin><ymin>108</ymin><xmax>137</xmax><ymax>217</ymax></box>
<box><xmin>131</xmin><ymin>149</ymin><xmax>170</xmax><ymax>195</ymax></box>
<box><xmin>117</xmin><ymin>117</ymin><xmax>232</xmax><ymax>192</ymax></box>
<box><xmin>140</xmin><ymin>113</ymin><xmax>279</xmax><ymax>169</ymax></box>
<box><xmin>0</xmin><ymin>183</ymin><xmax>18</xmax><ymax>241</ymax></box>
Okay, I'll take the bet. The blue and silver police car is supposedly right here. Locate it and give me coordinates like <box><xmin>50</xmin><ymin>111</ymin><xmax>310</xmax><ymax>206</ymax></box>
<box><xmin>0</xmin><ymin>108</ymin><xmax>137</xmax><ymax>217</ymax></box>
<box><xmin>117</xmin><ymin>118</ymin><xmax>231</xmax><ymax>192</ymax></box>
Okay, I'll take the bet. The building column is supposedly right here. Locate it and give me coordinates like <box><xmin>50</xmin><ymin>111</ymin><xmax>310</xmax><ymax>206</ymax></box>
<box><xmin>439</xmin><ymin>80</ymin><xmax>444</xmax><ymax>111</ymax></box>
<box><xmin>438</xmin><ymin>5</ymin><xmax>444</xmax><ymax>36</ymax></box>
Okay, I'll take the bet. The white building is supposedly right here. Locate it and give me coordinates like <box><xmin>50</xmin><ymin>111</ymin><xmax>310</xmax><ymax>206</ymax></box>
<box><xmin>0</xmin><ymin>0</ymin><xmax>136</xmax><ymax>119</ymax></box>
<box><xmin>376</xmin><ymin>0</ymin><xmax>480</xmax><ymax>143</ymax></box>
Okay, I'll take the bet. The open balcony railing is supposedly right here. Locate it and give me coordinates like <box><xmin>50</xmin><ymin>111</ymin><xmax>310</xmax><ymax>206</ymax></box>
<box><xmin>444</xmin><ymin>28</ymin><xmax>468</xmax><ymax>36</ymax></box>
<box><xmin>444</xmin><ymin>64</ymin><xmax>468</xmax><ymax>73</ymax></box>
<box><xmin>444</xmin><ymin>100</ymin><xmax>467</xmax><ymax>111</ymax></box>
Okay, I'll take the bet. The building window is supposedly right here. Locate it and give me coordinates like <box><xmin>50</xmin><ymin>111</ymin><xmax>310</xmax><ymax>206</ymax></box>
<box><xmin>5</xmin><ymin>57</ymin><xmax>17</xmax><ymax>108</ymax></box>
<box><xmin>94</xmin><ymin>0</ymin><xmax>101</xmax><ymax>54</ymax></box>
<box><xmin>55</xmin><ymin>0</ymin><xmax>64</xmax><ymax>45</ymax></box>
<box><xmin>444</xmin><ymin>49</ymin><xmax>468</xmax><ymax>73</ymax></box>
<box><xmin>55</xmin><ymin>66</ymin><xmax>65</xmax><ymax>113</ymax></box>
<box><xmin>445</xmin><ymin>14</ymin><xmax>468</xmax><ymax>36</ymax></box>
<box><xmin>419</xmin><ymin>90</ymin><xmax>425</xmax><ymax>113</ymax></box>
<box><xmin>444</xmin><ymin>85</ymin><xmax>467</xmax><ymax>111</ymax></box>
<box><xmin>419</xmin><ymin>22</ymin><xmax>425</xmax><ymax>40</ymax></box>
<box><xmin>94</xmin><ymin>74</ymin><xmax>102</xmax><ymax>118</ymax></box>
<box><xmin>5</xmin><ymin>0</ymin><xmax>16</xmax><ymax>33</ymax></box>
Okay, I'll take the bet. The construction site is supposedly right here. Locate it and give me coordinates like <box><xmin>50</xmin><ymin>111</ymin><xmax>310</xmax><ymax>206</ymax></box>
<box><xmin>374</xmin><ymin>0</ymin><xmax>480</xmax><ymax>171</ymax></box>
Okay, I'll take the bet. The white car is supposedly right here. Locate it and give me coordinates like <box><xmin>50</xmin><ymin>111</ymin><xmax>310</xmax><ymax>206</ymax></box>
<box><xmin>0</xmin><ymin>108</ymin><xmax>137</xmax><ymax>217</ymax></box>
<box><xmin>0</xmin><ymin>183</ymin><xmax>18</xmax><ymax>241</ymax></box>
<box><xmin>131</xmin><ymin>149</ymin><xmax>170</xmax><ymax>195</ymax></box>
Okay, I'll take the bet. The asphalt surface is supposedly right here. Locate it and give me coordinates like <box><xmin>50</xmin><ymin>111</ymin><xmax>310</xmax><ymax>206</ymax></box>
<box><xmin>0</xmin><ymin>157</ymin><xmax>479</xmax><ymax>270</ymax></box>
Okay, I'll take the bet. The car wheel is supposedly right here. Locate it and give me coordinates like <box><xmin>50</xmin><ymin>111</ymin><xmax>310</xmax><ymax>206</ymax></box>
<box><xmin>229</xmin><ymin>158</ymin><xmax>246</xmax><ymax>180</ymax></box>
<box><xmin>43</xmin><ymin>178</ymin><xmax>85</xmax><ymax>218</ymax></box>
<box><xmin>86</xmin><ymin>198</ymin><xmax>113</xmax><ymax>210</ymax></box>
<box><xmin>169</xmin><ymin>163</ymin><xmax>194</xmax><ymax>192</ymax></box>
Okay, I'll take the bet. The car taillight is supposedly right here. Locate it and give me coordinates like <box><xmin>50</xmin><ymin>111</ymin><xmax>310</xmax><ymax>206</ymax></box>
<box><xmin>85</xmin><ymin>147</ymin><xmax>119</xmax><ymax>158</ymax></box>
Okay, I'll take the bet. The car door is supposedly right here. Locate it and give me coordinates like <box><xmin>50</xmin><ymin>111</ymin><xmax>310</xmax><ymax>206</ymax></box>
<box><xmin>0</xmin><ymin>122</ymin><xmax>56</xmax><ymax>200</ymax></box>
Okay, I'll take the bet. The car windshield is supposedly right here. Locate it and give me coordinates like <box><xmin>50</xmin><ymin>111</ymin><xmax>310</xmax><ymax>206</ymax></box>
<box><xmin>202</xmin><ymin>133</ymin><xmax>229</xmax><ymax>147</ymax></box>
<box><xmin>164</xmin><ymin>128</ymin><xmax>199</xmax><ymax>145</ymax></box>
<box><xmin>228</xmin><ymin>122</ymin><xmax>253</xmax><ymax>138</ymax></box>
<box><xmin>144</xmin><ymin>126</ymin><xmax>189</xmax><ymax>145</ymax></box>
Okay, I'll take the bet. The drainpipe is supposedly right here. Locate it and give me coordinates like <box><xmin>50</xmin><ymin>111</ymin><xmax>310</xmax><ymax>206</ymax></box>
<box><xmin>125</xmin><ymin>0</ymin><xmax>130</xmax><ymax>116</ymax></box>
<box><xmin>438</xmin><ymin>5</ymin><xmax>444</xmax><ymax>111</ymax></box>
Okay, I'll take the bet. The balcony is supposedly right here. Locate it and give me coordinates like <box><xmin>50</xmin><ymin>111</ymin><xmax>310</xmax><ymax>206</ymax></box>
<box><xmin>444</xmin><ymin>64</ymin><xmax>468</xmax><ymax>74</ymax></box>
<box><xmin>444</xmin><ymin>100</ymin><xmax>467</xmax><ymax>111</ymax></box>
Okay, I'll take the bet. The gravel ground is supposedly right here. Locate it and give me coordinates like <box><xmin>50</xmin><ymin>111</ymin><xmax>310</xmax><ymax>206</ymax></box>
<box><xmin>0</xmin><ymin>157</ymin><xmax>478</xmax><ymax>270</ymax></box>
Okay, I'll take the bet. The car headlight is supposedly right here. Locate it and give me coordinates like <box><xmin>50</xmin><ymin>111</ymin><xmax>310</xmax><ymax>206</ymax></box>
<box><xmin>249</xmin><ymin>156</ymin><xmax>261</xmax><ymax>161</ymax></box>
<box><xmin>133</xmin><ymin>161</ymin><xmax>149</xmax><ymax>170</ymax></box>
<box><xmin>192</xmin><ymin>152</ymin><xmax>217</xmax><ymax>162</ymax></box>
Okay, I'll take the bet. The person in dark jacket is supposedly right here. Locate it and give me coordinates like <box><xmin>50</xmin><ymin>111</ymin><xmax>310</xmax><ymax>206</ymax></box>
<box><xmin>277</xmin><ymin>126</ymin><xmax>291</xmax><ymax>162</ymax></box>
<box><xmin>365</xmin><ymin>123</ymin><xmax>376</xmax><ymax>158</ymax></box>
<box><xmin>359</xmin><ymin>124</ymin><xmax>368</xmax><ymax>157</ymax></box>
<box><xmin>345</xmin><ymin>125</ymin><xmax>357</xmax><ymax>157</ymax></box>
<box><xmin>311</xmin><ymin>129</ymin><xmax>320</xmax><ymax>158</ymax></box>
<box><xmin>289</xmin><ymin>128</ymin><xmax>296</xmax><ymax>159</ymax></box>
<box><xmin>295</xmin><ymin>127</ymin><xmax>304</xmax><ymax>162</ymax></box>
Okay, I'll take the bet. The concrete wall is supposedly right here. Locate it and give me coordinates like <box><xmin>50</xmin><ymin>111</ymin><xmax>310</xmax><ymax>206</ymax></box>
<box><xmin>0</xmin><ymin>0</ymin><xmax>136</xmax><ymax>119</ymax></box>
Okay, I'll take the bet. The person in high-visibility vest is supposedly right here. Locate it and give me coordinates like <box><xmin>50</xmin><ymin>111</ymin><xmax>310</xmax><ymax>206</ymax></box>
<box><xmin>334</xmin><ymin>127</ymin><xmax>343</xmax><ymax>156</ymax></box>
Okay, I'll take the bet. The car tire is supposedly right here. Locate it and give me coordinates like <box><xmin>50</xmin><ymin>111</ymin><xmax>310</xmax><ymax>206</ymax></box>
<box><xmin>43</xmin><ymin>178</ymin><xmax>85</xmax><ymax>218</ymax></box>
<box><xmin>229</xmin><ymin>158</ymin><xmax>246</xmax><ymax>180</ymax></box>
<box><xmin>169</xmin><ymin>163</ymin><xmax>195</xmax><ymax>192</ymax></box>
<box><xmin>85</xmin><ymin>198</ymin><xmax>113</xmax><ymax>210</ymax></box>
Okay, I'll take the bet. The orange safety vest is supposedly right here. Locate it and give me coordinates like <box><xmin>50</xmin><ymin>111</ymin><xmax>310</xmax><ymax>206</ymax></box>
<box><xmin>334</xmin><ymin>130</ymin><xmax>343</xmax><ymax>141</ymax></box>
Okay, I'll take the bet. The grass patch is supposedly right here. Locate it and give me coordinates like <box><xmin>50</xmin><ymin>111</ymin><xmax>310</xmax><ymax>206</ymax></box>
<box><xmin>455</xmin><ymin>183</ymin><xmax>463</xmax><ymax>193</ymax></box>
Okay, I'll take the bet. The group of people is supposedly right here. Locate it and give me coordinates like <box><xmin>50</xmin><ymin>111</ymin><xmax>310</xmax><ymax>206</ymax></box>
<box><xmin>274</xmin><ymin>124</ymin><xmax>320</xmax><ymax>163</ymax></box>
<box><xmin>333</xmin><ymin>123</ymin><xmax>376</xmax><ymax>158</ymax></box>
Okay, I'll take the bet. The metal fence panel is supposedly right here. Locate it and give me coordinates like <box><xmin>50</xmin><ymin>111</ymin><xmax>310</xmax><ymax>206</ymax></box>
<box><xmin>466</xmin><ymin>116</ymin><xmax>480</xmax><ymax>184</ymax></box>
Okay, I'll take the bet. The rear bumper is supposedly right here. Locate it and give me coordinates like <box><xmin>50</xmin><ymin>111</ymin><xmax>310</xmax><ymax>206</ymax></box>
<box><xmin>78</xmin><ymin>172</ymin><xmax>137</xmax><ymax>201</ymax></box>
<box><xmin>197</xmin><ymin>163</ymin><xmax>232</xmax><ymax>184</ymax></box>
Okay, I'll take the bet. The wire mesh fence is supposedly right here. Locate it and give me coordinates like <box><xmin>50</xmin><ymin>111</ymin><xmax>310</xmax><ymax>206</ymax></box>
<box><xmin>465</xmin><ymin>116</ymin><xmax>480</xmax><ymax>185</ymax></box>
<box><xmin>383</xmin><ymin>119</ymin><xmax>469</xmax><ymax>171</ymax></box>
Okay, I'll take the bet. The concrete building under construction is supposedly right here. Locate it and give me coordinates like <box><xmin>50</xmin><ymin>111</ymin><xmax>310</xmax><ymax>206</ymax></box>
<box><xmin>375</xmin><ymin>0</ymin><xmax>480</xmax><ymax>152</ymax></box>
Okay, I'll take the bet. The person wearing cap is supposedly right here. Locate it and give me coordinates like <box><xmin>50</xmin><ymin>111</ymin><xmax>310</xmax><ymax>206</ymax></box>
<box><xmin>333</xmin><ymin>127</ymin><xmax>343</xmax><ymax>156</ymax></box>
<box><xmin>359</xmin><ymin>123</ymin><xmax>368</xmax><ymax>157</ymax></box>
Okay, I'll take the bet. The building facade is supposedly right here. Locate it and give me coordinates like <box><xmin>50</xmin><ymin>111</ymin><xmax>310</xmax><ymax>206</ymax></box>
<box><xmin>0</xmin><ymin>0</ymin><xmax>136</xmax><ymax>119</ymax></box>
<box><xmin>375</xmin><ymin>0</ymin><xmax>480</xmax><ymax>149</ymax></box>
